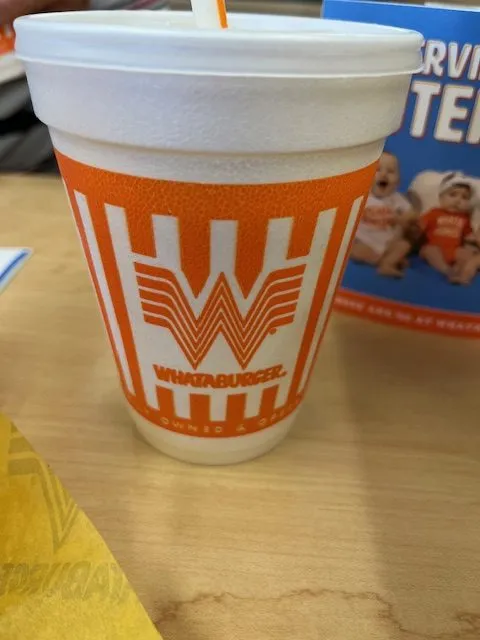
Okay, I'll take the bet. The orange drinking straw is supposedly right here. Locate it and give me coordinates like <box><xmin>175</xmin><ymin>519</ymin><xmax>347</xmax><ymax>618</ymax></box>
<box><xmin>0</xmin><ymin>25</ymin><xmax>15</xmax><ymax>55</ymax></box>
<box><xmin>216</xmin><ymin>0</ymin><xmax>228</xmax><ymax>29</ymax></box>
<box><xmin>191</xmin><ymin>0</ymin><xmax>228</xmax><ymax>29</ymax></box>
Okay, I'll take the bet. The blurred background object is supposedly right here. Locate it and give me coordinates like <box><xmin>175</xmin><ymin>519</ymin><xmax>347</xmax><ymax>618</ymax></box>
<box><xmin>171</xmin><ymin>0</ymin><xmax>480</xmax><ymax>13</ymax></box>
<box><xmin>170</xmin><ymin>0</ymin><xmax>322</xmax><ymax>15</ymax></box>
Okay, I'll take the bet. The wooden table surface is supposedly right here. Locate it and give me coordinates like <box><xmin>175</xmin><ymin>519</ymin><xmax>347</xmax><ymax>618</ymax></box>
<box><xmin>2</xmin><ymin>174</ymin><xmax>480</xmax><ymax>640</ymax></box>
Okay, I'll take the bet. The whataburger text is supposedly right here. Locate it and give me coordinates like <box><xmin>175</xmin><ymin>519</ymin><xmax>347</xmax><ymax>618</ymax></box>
<box><xmin>154</xmin><ymin>364</ymin><xmax>287</xmax><ymax>389</ymax></box>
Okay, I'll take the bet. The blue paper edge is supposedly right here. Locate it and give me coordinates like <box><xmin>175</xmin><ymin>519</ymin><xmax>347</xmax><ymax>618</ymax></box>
<box><xmin>323</xmin><ymin>0</ymin><xmax>480</xmax><ymax>18</ymax></box>
<box><xmin>0</xmin><ymin>249</ymin><xmax>32</xmax><ymax>291</ymax></box>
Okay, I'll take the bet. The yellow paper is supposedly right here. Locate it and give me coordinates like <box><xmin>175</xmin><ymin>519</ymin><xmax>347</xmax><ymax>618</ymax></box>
<box><xmin>0</xmin><ymin>414</ymin><xmax>160</xmax><ymax>639</ymax></box>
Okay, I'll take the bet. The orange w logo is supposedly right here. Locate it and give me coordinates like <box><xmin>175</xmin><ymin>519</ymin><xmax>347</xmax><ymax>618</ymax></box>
<box><xmin>135</xmin><ymin>263</ymin><xmax>305</xmax><ymax>369</ymax></box>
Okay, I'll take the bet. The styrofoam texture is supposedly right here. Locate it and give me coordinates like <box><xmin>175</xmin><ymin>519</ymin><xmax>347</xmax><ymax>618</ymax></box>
<box><xmin>131</xmin><ymin>406</ymin><xmax>299</xmax><ymax>465</ymax></box>
<box><xmin>54</xmin><ymin>131</ymin><xmax>381</xmax><ymax>465</ymax></box>
<box><xmin>16</xmin><ymin>12</ymin><xmax>421</xmax><ymax>463</ymax></box>
<box><xmin>51</xmin><ymin>131</ymin><xmax>384</xmax><ymax>184</ymax></box>
<box><xmin>15</xmin><ymin>11</ymin><xmax>422</xmax><ymax>76</ymax></box>
<box><xmin>23</xmin><ymin>66</ymin><xmax>414</xmax><ymax>155</ymax></box>
<box><xmin>15</xmin><ymin>12</ymin><xmax>422</xmax><ymax>154</ymax></box>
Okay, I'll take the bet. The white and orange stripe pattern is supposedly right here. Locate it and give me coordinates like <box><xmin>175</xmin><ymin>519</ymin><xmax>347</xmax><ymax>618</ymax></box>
<box><xmin>57</xmin><ymin>152</ymin><xmax>376</xmax><ymax>437</ymax></box>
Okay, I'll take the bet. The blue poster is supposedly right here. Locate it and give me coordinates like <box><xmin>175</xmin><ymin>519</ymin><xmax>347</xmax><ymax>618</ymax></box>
<box><xmin>324</xmin><ymin>0</ymin><xmax>480</xmax><ymax>337</ymax></box>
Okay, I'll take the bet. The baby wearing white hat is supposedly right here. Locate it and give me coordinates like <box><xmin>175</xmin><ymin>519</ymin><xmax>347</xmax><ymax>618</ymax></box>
<box><xmin>379</xmin><ymin>172</ymin><xmax>480</xmax><ymax>284</ymax></box>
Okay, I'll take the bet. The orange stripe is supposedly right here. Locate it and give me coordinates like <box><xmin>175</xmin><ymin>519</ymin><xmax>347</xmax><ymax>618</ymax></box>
<box><xmin>156</xmin><ymin>386</ymin><xmax>175</xmax><ymax>417</ymax></box>
<box><xmin>226</xmin><ymin>393</ymin><xmax>246</xmax><ymax>422</ymax></box>
<box><xmin>126</xmin><ymin>206</ymin><xmax>155</xmax><ymax>257</ymax></box>
<box><xmin>179</xmin><ymin>217</ymin><xmax>211</xmax><ymax>297</ymax></box>
<box><xmin>216</xmin><ymin>0</ymin><xmax>228</xmax><ymax>28</ymax></box>
<box><xmin>190</xmin><ymin>394</ymin><xmax>210</xmax><ymax>422</ymax></box>
<box><xmin>288</xmin><ymin>215</ymin><xmax>319</xmax><ymax>260</ymax></box>
<box><xmin>259</xmin><ymin>385</ymin><xmax>278</xmax><ymax>417</ymax></box>
<box><xmin>135</xmin><ymin>262</ymin><xmax>166</xmax><ymax>277</ymax></box>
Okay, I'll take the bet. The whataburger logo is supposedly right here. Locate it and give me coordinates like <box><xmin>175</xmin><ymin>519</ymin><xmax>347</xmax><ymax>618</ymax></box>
<box><xmin>135</xmin><ymin>262</ymin><xmax>306</xmax><ymax>370</ymax></box>
<box><xmin>55</xmin><ymin>150</ymin><xmax>377</xmax><ymax>437</ymax></box>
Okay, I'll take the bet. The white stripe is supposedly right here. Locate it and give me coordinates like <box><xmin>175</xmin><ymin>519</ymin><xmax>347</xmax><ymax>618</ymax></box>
<box><xmin>263</xmin><ymin>218</ymin><xmax>294</xmax><ymax>270</ymax></box>
<box><xmin>75</xmin><ymin>193</ymin><xmax>134</xmax><ymax>394</ymax></box>
<box><xmin>298</xmin><ymin>197</ymin><xmax>365</xmax><ymax>393</ymax></box>
<box><xmin>174</xmin><ymin>387</ymin><xmax>192</xmax><ymax>419</ymax></box>
<box><xmin>152</xmin><ymin>215</ymin><xmax>181</xmax><ymax>269</ymax></box>
<box><xmin>209</xmin><ymin>390</ymin><xmax>227</xmax><ymax>421</ymax></box>
<box><xmin>245</xmin><ymin>385</ymin><xmax>263</xmax><ymax>418</ymax></box>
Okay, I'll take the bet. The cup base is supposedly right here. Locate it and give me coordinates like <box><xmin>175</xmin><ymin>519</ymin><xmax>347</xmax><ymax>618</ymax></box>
<box><xmin>129</xmin><ymin>406</ymin><xmax>298</xmax><ymax>465</ymax></box>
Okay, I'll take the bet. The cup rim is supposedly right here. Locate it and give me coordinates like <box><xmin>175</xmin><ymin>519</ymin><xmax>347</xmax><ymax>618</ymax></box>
<box><xmin>15</xmin><ymin>11</ymin><xmax>423</xmax><ymax>78</ymax></box>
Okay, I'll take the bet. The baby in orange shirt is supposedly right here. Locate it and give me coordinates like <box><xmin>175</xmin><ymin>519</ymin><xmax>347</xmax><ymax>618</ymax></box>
<box><xmin>420</xmin><ymin>174</ymin><xmax>474</xmax><ymax>275</ymax></box>
<box><xmin>381</xmin><ymin>173</ymin><xmax>477</xmax><ymax>281</ymax></box>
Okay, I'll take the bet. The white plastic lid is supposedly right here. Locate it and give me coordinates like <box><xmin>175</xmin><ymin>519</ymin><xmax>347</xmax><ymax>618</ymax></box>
<box><xmin>15</xmin><ymin>11</ymin><xmax>423</xmax><ymax>77</ymax></box>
